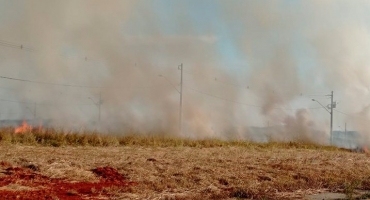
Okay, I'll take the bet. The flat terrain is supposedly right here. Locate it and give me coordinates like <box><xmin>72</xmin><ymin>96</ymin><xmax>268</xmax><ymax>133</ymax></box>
<box><xmin>0</xmin><ymin>144</ymin><xmax>369</xmax><ymax>199</ymax></box>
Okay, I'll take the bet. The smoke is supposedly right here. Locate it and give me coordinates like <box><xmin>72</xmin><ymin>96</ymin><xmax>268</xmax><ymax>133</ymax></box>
<box><xmin>0</xmin><ymin>0</ymin><xmax>370</xmax><ymax>145</ymax></box>
<box><xmin>218</xmin><ymin>0</ymin><xmax>370</xmax><ymax>144</ymax></box>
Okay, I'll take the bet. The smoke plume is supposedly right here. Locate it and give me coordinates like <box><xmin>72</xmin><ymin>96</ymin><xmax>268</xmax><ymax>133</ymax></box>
<box><xmin>0</xmin><ymin>0</ymin><xmax>370</xmax><ymax>145</ymax></box>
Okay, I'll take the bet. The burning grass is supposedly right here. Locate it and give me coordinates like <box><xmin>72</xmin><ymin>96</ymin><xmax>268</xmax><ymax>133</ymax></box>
<box><xmin>0</xmin><ymin>126</ymin><xmax>369</xmax><ymax>199</ymax></box>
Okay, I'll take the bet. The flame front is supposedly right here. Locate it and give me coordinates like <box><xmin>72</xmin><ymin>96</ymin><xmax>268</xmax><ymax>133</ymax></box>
<box><xmin>15</xmin><ymin>121</ymin><xmax>33</xmax><ymax>134</ymax></box>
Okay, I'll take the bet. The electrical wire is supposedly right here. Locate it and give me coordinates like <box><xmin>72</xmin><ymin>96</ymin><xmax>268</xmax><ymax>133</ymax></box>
<box><xmin>0</xmin><ymin>74</ymin><xmax>155</xmax><ymax>90</ymax></box>
<box><xmin>188</xmin><ymin>87</ymin><xmax>324</xmax><ymax>111</ymax></box>
<box><xmin>0</xmin><ymin>40</ymin><xmax>34</xmax><ymax>51</ymax></box>
<box><xmin>214</xmin><ymin>77</ymin><xmax>250</xmax><ymax>90</ymax></box>
<box><xmin>0</xmin><ymin>98</ymin><xmax>32</xmax><ymax>104</ymax></box>
<box><xmin>334</xmin><ymin>109</ymin><xmax>352</xmax><ymax>116</ymax></box>
<box><xmin>184</xmin><ymin>70</ymin><xmax>330</xmax><ymax>99</ymax></box>
<box><xmin>0</xmin><ymin>98</ymin><xmax>92</xmax><ymax>106</ymax></box>
<box><xmin>188</xmin><ymin>87</ymin><xmax>261</xmax><ymax>108</ymax></box>
<box><xmin>0</xmin><ymin>75</ymin><xmax>102</xmax><ymax>88</ymax></box>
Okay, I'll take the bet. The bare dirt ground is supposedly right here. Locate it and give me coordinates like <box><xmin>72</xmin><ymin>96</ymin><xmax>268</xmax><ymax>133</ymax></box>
<box><xmin>0</xmin><ymin>145</ymin><xmax>369</xmax><ymax>199</ymax></box>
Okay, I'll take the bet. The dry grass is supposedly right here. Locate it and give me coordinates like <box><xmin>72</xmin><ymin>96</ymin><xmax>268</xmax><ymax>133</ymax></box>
<box><xmin>0</xmin><ymin>128</ymin><xmax>369</xmax><ymax>199</ymax></box>
<box><xmin>0</xmin><ymin>127</ymin><xmax>338</xmax><ymax>150</ymax></box>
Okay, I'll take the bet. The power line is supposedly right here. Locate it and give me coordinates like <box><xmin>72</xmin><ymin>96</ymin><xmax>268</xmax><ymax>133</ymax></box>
<box><xmin>0</xmin><ymin>98</ymin><xmax>92</xmax><ymax>106</ymax></box>
<box><xmin>158</xmin><ymin>75</ymin><xmax>180</xmax><ymax>93</ymax></box>
<box><xmin>182</xmin><ymin>70</ymin><xmax>198</xmax><ymax>76</ymax></box>
<box><xmin>334</xmin><ymin>109</ymin><xmax>352</xmax><ymax>117</ymax></box>
<box><xmin>0</xmin><ymin>39</ymin><xmax>101</xmax><ymax>63</ymax></box>
<box><xmin>334</xmin><ymin>109</ymin><xmax>370</xmax><ymax>121</ymax></box>
<box><xmin>184</xmin><ymin>70</ymin><xmax>329</xmax><ymax>99</ymax></box>
<box><xmin>302</xmin><ymin>94</ymin><xmax>331</xmax><ymax>97</ymax></box>
<box><xmin>214</xmin><ymin>77</ymin><xmax>250</xmax><ymax>90</ymax></box>
<box><xmin>37</xmin><ymin>102</ymin><xmax>92</xmax><ymax>106</ymax></box>
<box><xmin>188</xmin><ymin>87</ymin><xmax>323</xmax><ymax>111</ymax></box>
<box><xmin>0</xmin><ymin>40</ymin><xmax>34</xmax><ymax>51</ymax></box>
<box><xmin>183</xmin><ymin>70</ymin><xmax>251</xmax><ymax>91</ymax></box>
<box><xmin>281</xmin><ymin>107</ymin><xmax>323</xmax><ymax>111</ymax></box>
<box><xmin>188</xmin><ymin>87</ymin><xmax>261</xmax><ymax>108</ymax></box>
<box><xmin>0</xmin><ymin>74</ymin><xmax>154</xmax><ymax>90</ymax></box>
<box><xmin>334</xmin><ymin>109</ymin><xmax>370</xmax><ymax>123</ymax></box>
<box><xmin>0</xmin><ymin>98</ymin><xmax>32</xmax><ymax>104</ymax></box>
<box><xmin>183</xmin><ymin>69</ymin><xmax>229</xmax><ymax>82</ymax></box>
<box><xmin>0</xmin><ymin>75</ymin><xmax>102</xmax><ymax>88</ymax></box>
<box><xmin>0</xmin><ymin>112</ymin><xmax>24</xmax><ymax>115</ymax></box>
<box><xmin>0</xmin><ymin>40</ymin><xmax>19</xmax><ymax>46</ymax></box>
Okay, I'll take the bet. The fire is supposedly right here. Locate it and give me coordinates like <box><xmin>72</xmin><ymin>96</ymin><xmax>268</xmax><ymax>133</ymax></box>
<box><xmin>15</xmin><ymin>121</ymin><xmax>33</xmax><ymax>134</ymax></box>
<box><xmin>364</xmin><ymin>146</ymin><xmax>369</xmax><ymax>154</ymax></box>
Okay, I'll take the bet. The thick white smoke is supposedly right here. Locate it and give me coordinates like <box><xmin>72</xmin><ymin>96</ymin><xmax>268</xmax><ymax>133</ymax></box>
<box><xmin>0</xmin><ymin>0</ymin><xmax>370</xmax><ymax>145</ymax></box>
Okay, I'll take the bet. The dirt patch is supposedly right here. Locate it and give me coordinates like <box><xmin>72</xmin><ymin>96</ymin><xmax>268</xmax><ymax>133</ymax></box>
<box><xmin>305</xmin><ymin>192</ymin><xmax>347</xmax><ymax>200</ymax></box>
<box><xmin>0</xmin><ymin>163</ymin><xmax>136</xmax><ymax>200</ymax></box>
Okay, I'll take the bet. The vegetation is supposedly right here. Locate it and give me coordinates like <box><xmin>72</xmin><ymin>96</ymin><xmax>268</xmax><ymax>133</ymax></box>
<box><xmin>0</xmin><ymin>127</ymin><xmax>369</xmax><ymax>199</ymax></box>
<box><xmin>0</xmin><ymin>127</ymin><xmax>339</xmax><ymax>150</ymax></box>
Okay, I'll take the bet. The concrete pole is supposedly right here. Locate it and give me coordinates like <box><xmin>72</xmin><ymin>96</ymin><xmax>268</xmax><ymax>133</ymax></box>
<box><xmin>34</xmin><ymin>103</ymin><xmax>37</xmax><ymax>119</ymax></box>
<box><xmin>179</xmin><ymin>63</ymin><xmax>183</xmax><ymax>134</ymax></box>
<box><xmin>98</xmin><ymin>92</ymin><xmax>101</xmax><ymax>123</ymax></box>
<box><xmin>330</xmin><ymin>91</ymin><xmax>334</xmax><ymax>145</ymax></box>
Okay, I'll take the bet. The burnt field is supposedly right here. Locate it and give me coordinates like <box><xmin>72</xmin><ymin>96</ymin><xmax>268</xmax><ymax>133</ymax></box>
<box><xmin>0</xmin><ymin>129</ymin><xmax>369</xmax><ymax>199</ymax></box>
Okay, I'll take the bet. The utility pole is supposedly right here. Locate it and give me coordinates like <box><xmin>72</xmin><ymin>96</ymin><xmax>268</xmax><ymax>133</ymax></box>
<box><xmin>89</xmin><ymin>92</ymin><xmax>102</xmax><ymax>124</ymax></box>
<box><xmin>34</xmin><ymin>103</ymin><xmax>37</xmax><ymax>119</ymax></box>
<box><xmin>158</xmin><ymin>66</ymin><xmax>183</xmax><ymax>134</ymax></box>
<box><xmin>330</xmin><ymin>91</ymin><xmax>334</xmax><ymax>144</ymax></box>
<box><xmin>178</xmin><ymin>63</ymin><xmax>183</xmax><ymax>134</ymax></box>
<box><xmin>312</xmin><ymin>90</ymin><xmax>336</xmax><ymax>145</ymax></box>
<box><xmin>344</xmin><ymin>122</ymin><xmax>347</xmax><ymax>147</ymax></box>
<box><xmin>98</xmin><ymin>92</ymin><xmax>101</xmax><ymax>123</ymax></box>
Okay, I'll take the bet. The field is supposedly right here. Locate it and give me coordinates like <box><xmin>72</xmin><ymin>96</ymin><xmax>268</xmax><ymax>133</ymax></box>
<box><xmin>0</xmin><ymin>128</ymin><xmax>369</xmax><ymax>199</ymax></box>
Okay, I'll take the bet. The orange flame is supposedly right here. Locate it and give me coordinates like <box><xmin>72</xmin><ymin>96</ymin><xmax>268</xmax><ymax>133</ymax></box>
<box><xmin>364</xmin><ymin>146</ymin><xmax>369</xmax><ymax>154</ymax></box>
<box><xmin>15</xmin><ymin>121</ymin><xmax>33</xmax><ymax>134</ymax></box>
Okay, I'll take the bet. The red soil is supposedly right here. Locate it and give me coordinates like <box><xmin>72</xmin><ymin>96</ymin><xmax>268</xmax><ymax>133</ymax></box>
<box><xmin>0</xmin><ymin>163</ymin><xmax>136</xmax><ymax>200</ymax></box>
